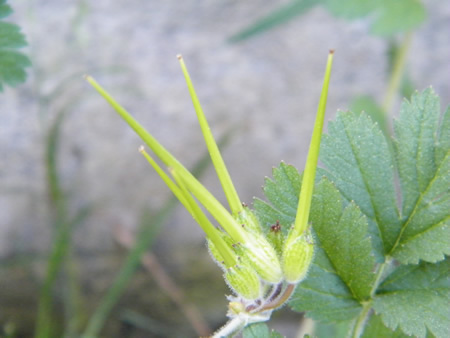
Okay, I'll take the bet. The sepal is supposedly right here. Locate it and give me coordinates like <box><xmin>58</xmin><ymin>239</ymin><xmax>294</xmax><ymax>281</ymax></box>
<box><xmin>225</xmin><ymin>265</ymin><xmax>262</xmax><ymax>300</ymax></box>
<box><xmin>282</xmin><ymin>226</ymin><xmax>314</xmax><ymax>283</ymax></box>
<box><xmin>242</xmin><ymin>233</ymin><xmax>283</xmax><ymax>283</ymax></box>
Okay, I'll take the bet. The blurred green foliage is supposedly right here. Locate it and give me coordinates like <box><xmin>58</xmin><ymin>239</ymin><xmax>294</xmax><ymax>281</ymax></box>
<box><xmin>0</xmin><ymin>0</ymin><xmax>30</xmax><ymax>91</ymax></box>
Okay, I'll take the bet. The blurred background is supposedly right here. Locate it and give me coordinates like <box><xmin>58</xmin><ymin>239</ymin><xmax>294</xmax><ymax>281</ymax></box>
<box><xmin>0</xmin><ymin>0</ymin><xmax>449</xmax><ymax>337</ymax></box>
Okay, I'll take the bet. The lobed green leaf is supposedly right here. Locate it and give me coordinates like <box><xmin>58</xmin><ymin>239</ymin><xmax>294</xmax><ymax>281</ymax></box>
<box><xmin>320</xmin><ymin>110</ymin><xmax>399</xmax><ymax>257</ymax></box>
<box><xmin>373</xmin><ymin>259</ymin><xmax>450</xmax><ymax>338</ymax></box>
<box><xmin>309</xmin><ymin>179</ymin><xmax>376</xmax><ymax>301</ymax></box>
<box><xmin>362</xmin><ymin>313</ymin><xmax>410</xmax><ymax>338</ymax></box>
<box><xmin>390</xmin><ymin>89</ymin><xmax>450</xmax><ymax>263</ymax></box>
<box><xmin>254</xmin><ymin>162</ymin><xmax>300</xmax><ymax>235</ymax></box>
<box><xmin>289</xmin><ymin>245</ymin><xmax>362</xmax><ymax>323</ymax></box>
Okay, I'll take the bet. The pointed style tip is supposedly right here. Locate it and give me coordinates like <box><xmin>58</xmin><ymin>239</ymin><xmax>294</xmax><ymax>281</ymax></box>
<box><xmin>176</xmin><ymin>54</ymin><xmax>183</xmax><ymax>60</ymax></box>
<box><xmin>83</xmin><ymin>74</ymin><xmax>90</xmax><ymax>80</ymax></box>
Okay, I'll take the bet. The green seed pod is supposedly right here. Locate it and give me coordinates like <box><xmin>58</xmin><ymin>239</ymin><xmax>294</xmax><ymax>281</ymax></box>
<box><xmin>207</xmin><ymin>232</ymin><xmax>236</xmax><ymax>268</ymax></box>
<box><xmin>225</xmin><ymin>265</ymin><xmax>261</xmax><ymax>300</ymax></box>
<box><xmin>242</xmin><ymin>233</ymin><xmax>283</xmax><ymax>283</ymax></box>
<box><xmin>235</xmin><ymin>206</ymin><xmax>262</xmax><ymax>234</ymax></box>
<box><xmin>282</xmin><ymin>227</ymin><xmax>314</xmax><ymax>283</ymax></box>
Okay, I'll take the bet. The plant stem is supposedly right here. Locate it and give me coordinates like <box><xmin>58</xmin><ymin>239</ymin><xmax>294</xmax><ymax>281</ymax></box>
<box><xmin>212</xmin><ymin>316</ymin><xmax>246</xmax><ymax>338</ymax></box>
<box><xmin>381</xmin><ymin>32</ymin><xmax>413</xmax><ymax>113</ymax></box>
<box><xmin>350</xmin><ymin>302</ymin><xmax>372</xmax><ymax>338</ymax></box>
<box><xmin>349</xmin><ymin>258</ymin><xmax>393</xmax><ymax>337</ymax></box>
<box><xmin>259</xmin><ymin>283</ymin><xmax>296</xmax><ymax>311</ymax></box>
<box><xmin>369</xmin><ymin>258</ymin><xmax>390</xmax><ymax>297</ymax></box>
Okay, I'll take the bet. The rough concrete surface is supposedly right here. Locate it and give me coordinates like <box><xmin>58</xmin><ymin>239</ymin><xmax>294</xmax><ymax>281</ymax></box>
<box><xmin>0</xmin><ymin>0</ymin><xmax>449</xmax><ymax>337</ymax></box>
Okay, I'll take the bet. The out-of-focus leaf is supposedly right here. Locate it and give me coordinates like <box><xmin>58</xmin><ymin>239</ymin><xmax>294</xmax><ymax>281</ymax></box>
<box><xmin>230</xmin><ymin>0</ymin><xmax>426</xmax><ymax>42</ymax></box>
<box><xmin>350</xmin><ymin>95</ymin><xmax>388</xmax><ymax>136</ymax></box>
<box><xmin>0</xmin><ymin>0</ymin><xmax>12</xmax><ymax>19</ymax></box>
<box><xmin>0</xmin><ymin>1</ymin><xmax>31</xmax><ymax>91</ymax></box>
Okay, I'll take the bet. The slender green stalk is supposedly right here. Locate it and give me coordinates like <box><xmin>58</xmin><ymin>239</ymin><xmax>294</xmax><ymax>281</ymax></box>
<box><xmin>85</xmin><ymin>75</ymin><xmax>248</xmax><ymax>243</ymax></box>
<box><xmin>169</xmin><ymin>167</ymin><xmax>237</xmax><ymax>267</ymax></box>
<box><xmin>140</xmin><ymin>148</ymin><xmax>237</xmax><ymax>266</ymax></box>
<box><xmin>382</xmin><ymin>33</ymin><xmax>413</xmax><ymax>113</ymax></box>
<box><xmin>138</xmin><ymin>147</ymin><xmax>193</xmax><ymax>215</ymax></box>
<box><xmin>178</xmin><ymin>55</ymin><xmax>243</xmax><ymax>215</ymax></box>
<box><xmin>82</xmin><ymin>132</ymin><xmax>231</xmax><ymax>337</ymax></box>
<box><xmin>291</xmin><ymin>51</ymin><xmax>334</xmax><ymax>239</ymax></box>
<box><xmin>350</xmin><ymin>302</ymin><xmax>372</xmax><ymax>338</ymax></box>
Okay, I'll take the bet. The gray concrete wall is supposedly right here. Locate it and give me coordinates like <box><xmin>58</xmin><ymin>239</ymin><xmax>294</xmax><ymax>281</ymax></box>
<box><xmin>0</xmin><ymin>0</ymin><xmax>449</xmax><ymax>336</ymax></box>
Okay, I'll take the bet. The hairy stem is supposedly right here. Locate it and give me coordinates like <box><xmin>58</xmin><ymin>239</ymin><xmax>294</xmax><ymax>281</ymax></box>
<box><xmin>212</xmin><ymin>316</ymin><xmax>246</xmax><ymax>338</ymax></box>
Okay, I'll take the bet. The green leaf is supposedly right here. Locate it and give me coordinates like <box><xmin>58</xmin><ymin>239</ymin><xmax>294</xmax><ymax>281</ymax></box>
<box><xmin>289</xmin><ymin>244</ymin><xmax>362</xmax><ymax>323</ymax></box>
<box><xmin>372</xmin><ymin>259</ymin><xmax>450</xmax><ymax>338</ymax></box>
<box><xmin>310</xmin><ymin>179</ymin><xmax>376</xmax><ymax>301</ymax></box>
<box><xmin>314</xmin><ymin>321</ymin><xmax>352</xmax><ymax>338</ymax></box>
<box><xmin>324</xmin><ymin>0</ymin><xmax>426</xmax><ymax>35</ymax></box>
<box><xmin>290</xmin><ymin>178</ymin><xmax>374</xmax><ymax>321</ymax></box>
<box><xmin>255</xmin><ymin>165</ymin><xmax>376</xmax><ymax>321</ymax></box>
<box><xmin>436</xmin><ymin>106</ymin><xmax>449</xmax><ymax>165</ymax></box>
<box><xmin>390</xmin><ymin>89</ymin><xmax>450</xmax><ymax>264</ymax></box>
<box><xmin>320</xmin><ymin>110</ymin><xmax>400</xmax><ymax>257</ymax></box>
<box><xmin>368</xmin><ymin>0</ymin><xmax>426</xmax><ymax>36</ymax></box>
<box><xmin>0</xmin><ymin>1</ymin><xmax>31</xmax><ymax>91</ymax></box>
<box><xmin>243</xmin><ymin>323</ymin><xmax>283</xmax><ymax>338</ymax></box>
<box><xmin>254</xmin><ymin>162</ymin><xmax>301</xmax><ymax>235</ymax></box>
<box><xmin>230</xmin><ymin>0</ymin><xmax>425</xmax><ymax>42</ymax></box>
<box><xmin>394</xmin><ymin>88</ymin><xmax>441</xmax><ymax>217</ymax></box>
<box><xmin>0</xmin><ymin>0</ymin><xmax>12</xmax><ymax>19</ymax></box>
<box><xmin>362</xmin><ymin>313</ymin><xmax>410</xmax><ymax>338</ymax></box>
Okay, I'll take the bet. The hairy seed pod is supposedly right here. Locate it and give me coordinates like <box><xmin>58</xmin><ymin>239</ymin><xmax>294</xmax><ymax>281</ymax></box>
<box><xmin>225</xmin><ymin>265</ymin><xmax>261</xmax><ymax>300</ymax></box>
<box><xmin>242</xmin><ymin>233</ymin><xmax>283</xmax><ymax>283</ymax></box>
<box><xmin>282</xmin><ymin>227</ymin><xmax>314</xmax><ymax>283</ymax></box>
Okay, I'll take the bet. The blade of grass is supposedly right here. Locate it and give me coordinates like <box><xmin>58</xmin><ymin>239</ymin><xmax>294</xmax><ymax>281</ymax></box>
<box><xmin>115</xmin><ymin>226</ymin><xmax>212</xmax><ymax>336</ymax></box>
<box><xmin>228</xmin><ymin>0</ymin><xmax>315</xmax><ymax>42</ymax></box>
<box><xmin>35</xmin><ymin>110</ymin><xmax>71</xmax><ymax>338</ymax></box>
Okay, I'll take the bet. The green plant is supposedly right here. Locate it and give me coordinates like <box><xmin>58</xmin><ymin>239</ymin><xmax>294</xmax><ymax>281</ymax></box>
<box><xmin>0</xmin><ymin>0</ymin><xmax>30</xmax><ymax>91</ymax></box>
<box><xmin>230</xmin><ymin>0</ymin><xmax>427</xmax><ymax>140</ymax></box>
<box><xmin>86</xmin><ymin>50</ymin><xmax>449</xmax><ymax>337</ymax></box>
<box><xmin>229</xmin><ymin>0</ymin><xmax>426</xmax><ymax>42</ymax></box>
